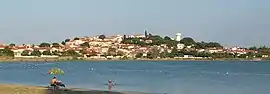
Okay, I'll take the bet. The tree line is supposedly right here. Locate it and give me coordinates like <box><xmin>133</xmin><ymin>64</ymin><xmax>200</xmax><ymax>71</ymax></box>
<box><xmin>121</xmin><ymin>34</ymin><xmax>223</xmax><ymax>49</ymax></box>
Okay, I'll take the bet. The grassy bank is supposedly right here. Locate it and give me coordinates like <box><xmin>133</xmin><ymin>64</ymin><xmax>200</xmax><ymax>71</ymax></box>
<box><xmin>0</xmin><ymin>84</ymin><xmax>148</xmax><ymax>94</ymax></box>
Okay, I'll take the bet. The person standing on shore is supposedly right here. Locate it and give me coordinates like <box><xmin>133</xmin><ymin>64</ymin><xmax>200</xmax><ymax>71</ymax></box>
<box><xmin>50</xmin><ymin>77</ymin><xmax>57</xmax><ymax>91</ymax></box>
<box><xmin>108</xmin><ymin>80</ymin><xmax>113</xmax><ymax>91</ymax></box>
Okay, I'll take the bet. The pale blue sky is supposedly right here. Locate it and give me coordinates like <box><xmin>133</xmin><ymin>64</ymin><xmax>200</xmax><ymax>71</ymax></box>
<box><xmin>0</xmin><ymin>0</ymin><xmax>269</xmax><ymax>47</ymax></box>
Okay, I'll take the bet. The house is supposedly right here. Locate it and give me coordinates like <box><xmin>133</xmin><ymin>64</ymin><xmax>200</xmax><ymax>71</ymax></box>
<box><xmin>197</xmin><ymin>49</ymin><xmax>205</xmax><ymax>52</ymax></box>
<box><xmin>120</xmin><ymin>44</ymin><xmax>135</xmax><ymax>49</ymax></box>
<box><xmin>177</xmin><ymin>44</ymin><xmax>185</xmax><ymax>49</ymax></box>
<box><xmin>138</xmin><ymin>47</ymin><xmax>148</xmax><ymax>51</ymax></box>
<box><xmin>105</xmin><ymin>35</ymin><xmax>123</xmax><ymax>43</ymax></box>
<box><xmin>145</xmin><ymin>40</ymin><xmax>152</xmax><ymax>43</ymax></box>
<box><xmin>11</xmin><ymin>46</ymin><xmax>31</xmax><ymax>57</ymax></box>
<box><xmin>0</xmin><ymin>45</ymin><xmax>6</xmax><ymax>49</ymax></box>
<box><xmin>117</xmin><ymin>49</ymin><xmax>132</xmax><ymax>54</ymax></box>
<box><xmin>262</xmin><ymin>55</ymin><xmax>269</xmax><ymax>58</ymax></box>
<box><xmin>126</xmin><ymin>34</ymin><xmax>145</xmax><ymax>38</ymax></box>
<box><xmin>35</xmin><ymin>47</ymin><xmax>50</xmax><ymax>53</ymax></box>
<box><xmin>99</xmin><ymin>47</ymin><xmax>109</xmax><ymax>54</ymax></box>
<box><xmin>12</xmin><ymin>46</ymin><xmax>27</xmax><ymax>53</ymax></box>
<box><xmin>183</xmin><ymin>55</ymin><xmax>194</xmax><ymax>58</ymax></box>
<box><xmin>134</xmin><ymin>34</ymin><xmax>145</xmax><ymax>38</ymax></box>
<box><xmin>51</xmin><ymin>47</ymin><xmax>63</xmax><ymax>52</ymax></box>
<box><xmin>66</xmin><ymin>39</ymin><xmax>85</xmax><ymax>46</ymax></box>
<box><xmin>143</xmin><ymin>53</ymin><xmax>147</xmax><ymax>57</ymax></box>
<box><xmin>74</xmin><ymin>40</ymin><xmax>86</xmax><ymax>45</ymax></box>
<box><xmin>89</xmin><ymin>40</ymin><xmax>113</xmax><ymax>47</ymax></box>
<box><xmin>186</xmin><ymin>45</ymin><xmax>193</xmax><ymax>49</ymax></box>
<box><xmin>207</xmin><ymin>48</ymin><xmax>224</xmax><ymax>53</ymax></box>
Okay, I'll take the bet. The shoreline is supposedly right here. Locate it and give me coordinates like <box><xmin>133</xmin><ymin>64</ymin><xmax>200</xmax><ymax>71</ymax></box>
<box><xmin>0</xmin><ymin>57</ymin><xmax>269</xmax><ymax>62</ymax></box>
<box><xmin>0</xmin><ymin>84</ymin><xmax>149</xmax><ymax>94</ymax></box>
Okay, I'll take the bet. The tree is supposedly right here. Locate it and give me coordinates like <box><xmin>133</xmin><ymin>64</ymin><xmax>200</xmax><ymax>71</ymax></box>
<box><xmin>74</xmin><ymin>37</ymin><xmax>80</xmax><ymax>40</ymax></box>
<box><xmin>107</xmin><ymin>47</ymin><xmax>117</xmax><ymax>56</ymax></box>
<box><xmin>61</xmin><ymin>41</ymin><xmax>65</xmax><ymax>45</ymax></box>
<box><xmin>65</xmin><ymin>39</ymin><xmax>70</xmax><ymax>42</ymax></box>
<box><xmin>39</xmin><ymin>42</ymin><xmax>51</xmax><ymax>47</ymax></box>
<box><xmin>52</xmin><ymin>43</ymin><xmax>60</xmax><ymax>48</ymax></box>
<box><xmin>205</xmin><ymin>42</ymin><xmax>223</xmax><ymax>48</ymax></box>
<box><xmin>246</xmin><ymin>52</ymin><xmax>256</xmax><ymax>58</ymax></box>
<box><xmin>99</xmin><ymin>35</ymin><xmax>106</xmax><ymax>40</ymax></box>
<box><xmin>149</xmin><ymin>35</ymin><xmax>164</xmax><ymax>45</ymax></box>
<box><xmin>180</xmin><ymin>37</ymin><xmax>195</xmax><ymax>46</ymax></box>
<box><xmin>255</xmin><ymin>53</ymin><xmax>263</xmax><ymax>58</ymax></box>
<box><xmin>121</xmin><ymin>38</ymin><xmax>147</xmax><ymax>46</ymax></box>
<box><xmin>258</xmin><ymin>46</ymin><xmax>268</xmax><ymax>50</ymax></box>
<box><xmin>135</xmin><ymin>53</ymin><xmax>143</xmax><ymax>58</ymax></box>
<box><xmin>31</xmin><ymin>50</ymin><xmax>41</xmax><ymax>56</ymax></box>
<box><xmin>117</xmin><ymin>51</ymin><xmax>125</xmax><ymax>56</ymax></box>
<box><xmin>249</xmin><ymin>46</ymin><xmax>257</xmax><ymax>50</ymax></box>
<box><xmin>123</xmin><ymin>35</ymin><xmax>127</xmax><ymax>40</ymax></box>
<box><xmin>238</xmin><ymin>54</ymin><xmax>247</xmax><ymax>58</ymax></box>
<box><xmin>195</xmin><ymin>52</ymin><xmax>211</xmax><ymax>57</ymax></box>
<box><xmin>9</xmin><ymin>43</ymin><xmax>15</xmax><ymax>47</ymax></box>
<box><xmin>88</xmin><ymin>51</ymin><xmax>98</xmax><ymax>56</ymax></box>
<box><xmin>80</xmin><ymin>42</ymin><xmax>90</xmax><ymax>48</ymax></box>
<box><xmin>144</xmin><ymin>30</ymin><xmax>148</xmax><ymax>38</ymax></box>
<box><xmin>169</xmin><ymin>47</ymin><xmax>179</xmax><ymax>57</ymax></box>
<box><xmin>211</xmin><ymin>53</ymin><xmax>234</xmax><ymax>58</ymax></box>
<box><xmin>31</xmin><ymin>44</ymin><xmax>35</xmax><ymax>48</ymax></box>
<box><xmin>62</xmin><ymin>50</ymin><xmax>80</xmax><ymax>57</ymax></box>
<box><xmin>147</xmin><ymin>46</ymin><xmax>160</xmax><ymax>59</ymax></box>
<box><xmin>52</xmin><ymin>51</ymin><xmax>59</xmax><ymax>55</ymax></box>
<box><xmin>164</xmin><ymin>37</ymin><xmax>178</xmax><ymax>47</ymax></box>
<box><xmin>159</xmin><ymin>51</ymin><xmax>170</xmax><ymax>58</ymax></box>
<box><xmin>42</xmin><ymin>50</ymin><xmax>52</xmax><ymax>55</ymax></box>
<box><xmin>195</xmin><ymin>42</ymin><xmax>207</xmax><ymax>49</ymax></box>
<box><xmin>21</xmin><ymin>50</ymin><xmax>30</xmax><ymax>56</ymax></box>
<box><xmin>164</xmin><ymin>36</ymin><xmax>172</xmax><ymax>40</ymax></box>
<box><xmin>0</xmin><ymin>47</ymin><xmax>14</xmax><ymax>57</ymax></box>
<box><xmin>148</xmin><ymin>33</ymin><xmax>153</xmax><ymax>39</ymax></box>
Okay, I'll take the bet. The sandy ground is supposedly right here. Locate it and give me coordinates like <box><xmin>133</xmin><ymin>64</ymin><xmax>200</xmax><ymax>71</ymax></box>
<box><xmin>0</xmin><ymin>84</ymin><xmax>148</xmax><ymax>94</ymax></box>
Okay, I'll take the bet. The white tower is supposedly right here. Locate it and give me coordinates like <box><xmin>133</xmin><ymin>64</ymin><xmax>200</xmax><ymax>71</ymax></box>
<box><xmin>176</xmin><ymin>33</ymin><xmax>182</xmax><ymax>41</ymax></box>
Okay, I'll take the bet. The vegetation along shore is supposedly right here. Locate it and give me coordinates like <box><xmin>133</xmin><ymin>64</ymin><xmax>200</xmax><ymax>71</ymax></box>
<box><xmin>1</xmin><ymin>31</ymin><xmax>270</xmax><ymax>62</ymax></box>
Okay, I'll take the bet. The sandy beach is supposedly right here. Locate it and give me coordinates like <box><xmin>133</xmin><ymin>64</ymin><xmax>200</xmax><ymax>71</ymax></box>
<box><xmin>0</xmin><ymin>84</ymin><xmax>148</xmax><ymax>94</ymax></box>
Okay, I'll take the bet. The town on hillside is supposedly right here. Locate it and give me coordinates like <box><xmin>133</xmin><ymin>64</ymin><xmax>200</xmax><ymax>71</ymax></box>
<box><xmin>0</xmin><ymin>31</ymin><xmax>269</xmax><ymax>60</ymax></box>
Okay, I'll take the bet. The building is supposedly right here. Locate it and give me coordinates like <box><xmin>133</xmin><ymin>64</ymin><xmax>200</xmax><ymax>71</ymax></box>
<box><xmin>177</xmin><ymin>43</ymin><xmax>185</xmax><ymax>49</ymax></box>
<box><xmin>0</xmin><ymin>45</ymin><xmax>6</xmax><ymax>49</ymax></box>
<box><xmin>176</xmin><ymin>33</ymin><xmax>182</xmax><ymax>41</ymax></box>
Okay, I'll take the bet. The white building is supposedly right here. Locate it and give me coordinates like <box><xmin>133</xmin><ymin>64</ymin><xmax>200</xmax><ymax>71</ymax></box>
<box><xmin>176</xmin><ymin>33</ymin><xmax>182</xmax><ymax>41</ymax></box>
<box><xmin>177</xmin><ymin>44</ymin><xmax>185</xmax><ymax>49</ymax></box>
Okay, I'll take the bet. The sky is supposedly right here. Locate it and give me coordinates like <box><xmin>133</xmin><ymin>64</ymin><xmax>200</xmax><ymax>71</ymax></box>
<box><xmin>0</xmin><ymin>0</ymin><xmax>269</xmax><ymax>47</ymax></box>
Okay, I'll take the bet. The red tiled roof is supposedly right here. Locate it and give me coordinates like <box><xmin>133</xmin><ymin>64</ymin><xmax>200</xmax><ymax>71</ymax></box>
<box><xmin>80</xmin><ymin>39</ymin><xmax>88</xmax><ymax>41</ymax></box>
<box><xmin>0</xmin><ymin>45</ymin><xmax>6</xmax><ymax>48</ymax></box>
<box><xmin>11</xmin><ymin>48</ymin><xmax>18</xmax><ymax>50</ymax></box>
<box><xmin>97</xmin><ymin>40</ymin><xmax>114</xmax><ymax>42</ymax></box>
<box><xmin>16</xmin><ymin>46</ymin><xmax>27</xmax><ymax>49</ymax></box>
<box><xmin>245</xmin><ymin>50</ymin><xmax>255</xmax><ymax>53</ymax></box>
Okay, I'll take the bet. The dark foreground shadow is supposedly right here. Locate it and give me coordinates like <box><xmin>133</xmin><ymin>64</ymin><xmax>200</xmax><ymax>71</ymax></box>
<box><xmin>0</xmin><ymin>85</ymin><xmax>148</xmax><ymax>94</ymax></box>
<box><xmin>45</xmin><ymin>87</ymin><xmax>125</xmax><ymax>94</ymax></box>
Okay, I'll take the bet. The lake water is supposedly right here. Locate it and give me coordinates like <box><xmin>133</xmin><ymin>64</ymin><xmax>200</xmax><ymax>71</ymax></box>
<box><xmin>0</xmin><ymin>60</ymin><xmax>270</xmax><ymax>94</ymax></box>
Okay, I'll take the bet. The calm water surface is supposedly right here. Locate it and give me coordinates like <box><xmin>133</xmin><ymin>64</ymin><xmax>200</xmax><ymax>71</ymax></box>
<box><xmin>0</xmin><ymin>60</ymin><xmax>270</xmax><ymax>94</ymax></box>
